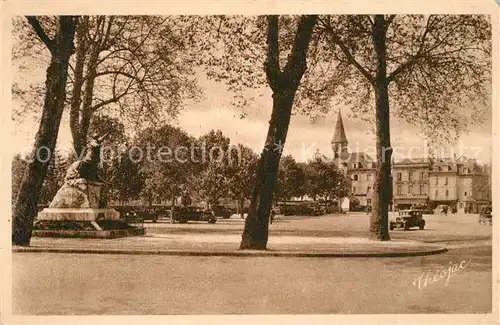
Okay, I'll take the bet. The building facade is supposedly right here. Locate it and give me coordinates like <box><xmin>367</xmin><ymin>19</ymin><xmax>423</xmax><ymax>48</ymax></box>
<box><xmin>332</xmin><ymin>111</ymin><xmax>491</xmax><ymax>213</ymax></box>
<box><xmin>331</xmin><ymin>110</ymin><xmax>376</xmax><ymax>207</ymax></box>
<box><xmin>392</xmin><ymin>158</ymin><xmax>430</xmax><ymax>209</ymax></box>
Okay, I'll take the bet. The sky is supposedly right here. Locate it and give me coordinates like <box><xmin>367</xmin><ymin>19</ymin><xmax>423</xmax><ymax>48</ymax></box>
<box><xmin>12</xmin><ymin>68</ymin><xmax>493</xmax><ymax>165</ymax></box>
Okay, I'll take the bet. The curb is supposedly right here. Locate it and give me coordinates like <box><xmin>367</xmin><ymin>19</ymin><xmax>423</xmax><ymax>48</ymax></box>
<box><xmin>12</xmin><ymin>246</ymin><xmax>448</xmax><ymax>258</ymax></box>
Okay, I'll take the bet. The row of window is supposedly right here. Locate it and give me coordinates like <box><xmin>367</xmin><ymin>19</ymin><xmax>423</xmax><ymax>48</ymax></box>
<box><xmin>352</xmin><ymin>186</ymin><xmax>371</xmax><ymax>194</ymax></box>
<box><xmin>396</xmin><ymin>171</ymin><xmax>426</xmax><ymax>182</ymax></box>
<box><xmin>396</xmin><ymin>185</ymin><xmax>426</xmax><ymax>195</ymax></box>
<box><xmin>351</xmin><ymin>162</ymin><xmax>374</xmax><ymax>169</ymax></box>
<box><xmin>396</xmin><ymin>174</ymin><xmax>453</xmax><ymax>185</ymax></box>
<box><xmin>354</xmin><ymin>173</ymin><xmax>479</xmax><ymax>184</ymax></box>
<box><xmin>394</xmin><ymin>186</ymin><xmax>470</xmax><ymax>198</ymax></box>
<box><xmin>352</xmin><ymin>174</ymin><xmax>372</xmax><ymax>181</ymax></box>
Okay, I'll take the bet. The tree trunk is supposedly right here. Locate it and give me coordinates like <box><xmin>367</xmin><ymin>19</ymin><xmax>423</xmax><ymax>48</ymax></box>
<box><xmin>69</xmin><ymin>17</ymin><xmax>88</xmax><ymax>158</ymax></box>
<box><xmin>12</xmin><ymin>16</ymin><xmax>78</xmax><ymax>246</ymax></box>
<box><xmin>239</xmin><ymin>198</ymin><xmax>244</xmax><ymax>219</ymax></box>
<box><xmin>239</xmin><ymin>15</ymin><xmax>317</xmax><ymax>250</ymax></box>
<box><xmin>70</xmin><ymin>16</ymin><xmax>104</xmax><ymax>158</ymax></box>
<box><xmin>369</xmin><ymin>15</ymin><xmax>391</xmax><ymax>241</ymax></box>
<box><xmin>240</xmin><ymin>92</ymin><xmax>295</xmax><ymax>249</ymax></box>
<box><xmin>170</xmin><ymin>189</ymin><xmax>176</xmax><ymax>224</ymax></box>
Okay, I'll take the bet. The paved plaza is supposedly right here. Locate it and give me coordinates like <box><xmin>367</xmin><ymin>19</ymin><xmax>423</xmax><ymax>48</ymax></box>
<box><xmin>11</xmin><ymin>212</ymin><xmax>493</xmax><ymax>315</ymax></box>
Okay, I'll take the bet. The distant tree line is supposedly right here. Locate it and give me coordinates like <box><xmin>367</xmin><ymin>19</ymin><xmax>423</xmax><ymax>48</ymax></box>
<box><xmin>12</xmin><ymin>123</ymin><xmax>351</xmax><ymax>213</ymax></box>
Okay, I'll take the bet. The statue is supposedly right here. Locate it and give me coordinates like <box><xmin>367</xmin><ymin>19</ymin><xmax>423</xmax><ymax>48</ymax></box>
<box><xmin>35</xmin><ymin>129</ymin><xmax>144</xmax><ymax>238</ymax></box>
<box><xmin>46</xmin><ymin>131</ymin><xmax>112</xmax><ymax>209</ymax></box>
<box><xmin>65</xmin><ymin>131</ymin><xmax>111</xmax><ymax>182</ymax></box>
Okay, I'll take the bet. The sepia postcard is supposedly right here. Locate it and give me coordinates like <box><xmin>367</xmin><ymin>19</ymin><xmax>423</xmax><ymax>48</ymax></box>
<box><xmin>1</xmin><ymin>1</ymin><xmax>499</xmax><ymax>325</ymax></box>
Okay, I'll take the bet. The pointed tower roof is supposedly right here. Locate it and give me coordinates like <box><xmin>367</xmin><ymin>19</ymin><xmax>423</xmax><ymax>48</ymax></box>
<box><xmin>331</xmin><ymin>110</ymin><xmax>348</xmax><ymax>144</ymax></box>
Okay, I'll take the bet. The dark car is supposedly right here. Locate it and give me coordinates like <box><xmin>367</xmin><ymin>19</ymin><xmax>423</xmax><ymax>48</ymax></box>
<box><xmin>278</xmin><ymin>201</ymin><xmax>323</xmax><ymax>216</ymax></box>
<box><xmin>210</xmin><ymin>205</ymin><xmax>232</xmax><ymax>219</ymax></box>
<box><xmin>478</xmin><ymin>206</ymin><xmax>492</xmax><ymax>225</ymax></box>
<box><xmin>434</xmin><ymin>205</ymin><xmax>448</xmax><ymax>215</ymax></box>
<box><xmin>173</xmin><ymin>206</ymin><xmax>217</xmax><ymax>224</ymax></box>
<box><xmin>390</xmin><ymin>209</ymin><xmax>425</xmax><ymax>231</ymax></box>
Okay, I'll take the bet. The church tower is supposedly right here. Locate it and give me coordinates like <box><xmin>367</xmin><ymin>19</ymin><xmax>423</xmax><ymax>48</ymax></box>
<box><xmin>331</xmin><ymin>110</ymin><xmax>348</xmax><ymax>159</ymax></box>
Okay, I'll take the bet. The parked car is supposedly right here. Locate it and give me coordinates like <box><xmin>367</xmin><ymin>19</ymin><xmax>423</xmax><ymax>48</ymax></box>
<box><xmin>318</xmin><ymin>200</ymin><xmax>344</xmax><ymax>214</ymax></box>
<box><xmin>390</xmin><ymin>209</ymin><xmax>426</xmax><ymax>231</ymax></box>
<box><xmin>173</xmin><ymin>206</ymin><xmax>217</xmax><ymax>224</ymax></box>
<box><xmin>115</xmin><ymin>206</ymin><xmax>165</xmax><ymax>223</ymax></box>
<box><xmin>411</xmin><ymin>205</ymin><xmax>434</xmax><ymax>215</ymax></box>
<box><xmin>210</xmin><ymin>205</ymin><xmax>232</xmax><ymax>219</ymax></box>
<box><xmin>121</xmin><ymin>210</ymin><xmax>144</xmax><ymax>226</ymax></box>
<box><xmin>434</xmin><ymin>205</ymin><xmax>449</xmax><ymax>215</ymax></box>
<box><xmin>478</xmin><ymin>206</ymin><xmax>492</xmax><ymax>225</ymax></box>
<box><xmin>278</xmin><ymin>201</ymin><xmax>323</xmax><ymax>216</ymax></box>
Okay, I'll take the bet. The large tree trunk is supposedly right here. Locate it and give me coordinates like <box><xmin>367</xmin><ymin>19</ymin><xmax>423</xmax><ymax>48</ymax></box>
<box><xmin>69</xmin><ymin>17</ymin><xmax>88</xmax><ymax>158</ymax></box>
<box><xmin>12</xmin><ymin>16</ymin><xmax>78</xmax><ymax>246</ymax></box>
<box><xmin>70</xmin><ymin>16</ymin><xmax>103</xmax><ymax>158</ymax></box>
<box><xmin>238</xmin><ymin>198</ymin><xmax>244</xmax><ymax>219</ymax></box>
<box><xmin>170</xmin><ymin>188</ymin><xmax>176</xmax><ymax>224</ymax></box>
<box><xmin>369</xmin><ymin>15</ymin><xmax>391</xmax><ymax>241</ymax></box>
<box><xmin>239</xmin><ymin>15</ymin><xmax>317</xmax><ymax>250</ymax></box>
<box><xmin>240</xmin><ymin>93</ymin><xmax>295</xmax><ymax>249</ymax></box>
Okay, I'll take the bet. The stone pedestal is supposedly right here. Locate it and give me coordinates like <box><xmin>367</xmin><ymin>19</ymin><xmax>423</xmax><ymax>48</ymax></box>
<box><xmin>38</xmin><ymin>208</ymin><xmax>120</xmax><ymax>221</ymax></box>
<box><xmin>34</xmin><ymin>178</ymin><xmax>144</xmax><ymax>239</ymax></box>
<box><xmin>49</xmin><ymin>178</ymin><xmax>103</xmax><ymax>209</ymax></box>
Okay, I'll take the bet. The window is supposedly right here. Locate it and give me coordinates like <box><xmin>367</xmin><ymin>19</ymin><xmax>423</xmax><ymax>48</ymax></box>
<box><xmin>352</xmin><ymin>186</ymin><xmax>356</xmax><ymax>194</ymax></box>
<box><xmin>367</xmin><ymin>199</ymin><xmax>372</xmax><ymax>205</ymax></box>
<box><xmin>367</xmin><ymin>174</ymin><xmax>372</xmax><ymax>181</ymax></box>
<box><xmin>435</xmin><ymin>177</ymin><xmax>438</xmax><ymax>185</ymax></box>
<box><xmin>367</xmin><ymin>186</ymin><xmax>371</xmax><ymax>193</ymax></box>
<box><xmin>353</xmin><ymin>163</ymin><xmax>357</xmax><ymax>169</ymax></box>
<box><xmin>420</xmin><ymin>172</ymin><xmax>425</xmax><ymax>181</ymax></box>
<box><xmin>397</xmin><ymin>186</ymin><xmax>402</xmax><ymax>195</ymax></box>
<box><xmin>358</xmin><ymin>162</ymin><xmax>363</xmax><ymax>169</ymax></box>
<box><xmin>445</xmin><ymin>189</ymin><xmax>449</xmax><ymax>197</ymax></box>
<box><xmin>353</xmin><ymin>175</ymin><xmax>358</xmax><ymax>181</ymax></box>
<box><xmin>419</xmin><ymin>185</ymin><xmax>424</xmax><ymax>195</ymax></box>
<box><xmin>435</xmin><ymin>189</ymin><xmax>439</xmax><ymax>197</ymax></box>
<box><xmin>464</xmin><ymin>191</ymin><xmax>468</xmax><ymax>197</ymax></box>
<box><xmin>397</xmin><ymin>172</ymin><xmax>402</xmax><ymax>181</ymax></box>
<box><xmin>408</xmin><ymin>172</ymin><xmax>412</xmax><ymax>182</ymax></box>
<box><xmin>445</xmin><ymin>177</ymin><xmax>448</xmax><ymax>185</ymax></box>
<box><xmin>408</xmin><ymin>185</ymin><xmax>413</xmax><ymax>194</ymax></box>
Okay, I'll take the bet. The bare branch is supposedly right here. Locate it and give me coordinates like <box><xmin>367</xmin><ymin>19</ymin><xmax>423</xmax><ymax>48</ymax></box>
<box><xmin>319</xmin><ymin>17</ymin><xmax>374</xmax><ymax>83</ymax></box>
<box><xmin>25</xmin><ymin>16</ymin><xmax>56</xmax><ymax>53</ymax></box>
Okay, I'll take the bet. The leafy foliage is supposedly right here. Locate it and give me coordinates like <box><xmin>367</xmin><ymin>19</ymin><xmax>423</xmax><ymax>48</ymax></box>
<box><xmin>298</xmin><ymin>15</ymin><xmax>491</xmax><ymax>149</ymax></box>
<box><xmin>304</xmin><ymin>157</ymin><xmax>350</xmax><ymax>201</ymax></box>
<box><xmin>276</xmin><ymin>155</ymin><xmax>306</xmax><ymax>201</ymax></box>
<box><xmin>133</xmin><ymin>124</ymin><xmax>195</xmax><ymax>205</ymax></box>
<box><xmin>13</xmin><ymin>15</ymin><xmax>202</xmax><ymax>153</ymax></box>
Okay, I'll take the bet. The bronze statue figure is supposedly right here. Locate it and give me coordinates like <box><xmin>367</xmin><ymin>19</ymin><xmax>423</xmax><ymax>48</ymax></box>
<box><xmin>65</xmin><ymin>131</ymin><xmax>111</xmax><ymax>182</ymax></box>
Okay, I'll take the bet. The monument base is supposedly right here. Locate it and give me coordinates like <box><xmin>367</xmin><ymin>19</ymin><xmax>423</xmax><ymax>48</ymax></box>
<box><xmin>32</xmin><ymin>227</ymin><xmax>145</xmax><ymax>239</ymax></box>
<box><xmin>34</xmin><ymin>209</ymin><xmax>145</xmax><ymax>239</ymax></box>
<box><xmin>38</xmin><ymin>208</ymin><xmax>120</xmax><ymax>221</ymax></box>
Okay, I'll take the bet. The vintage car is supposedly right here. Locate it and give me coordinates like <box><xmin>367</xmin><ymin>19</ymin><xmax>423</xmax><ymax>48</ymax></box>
<box><xmin>172</xmin><ymin>206</ymin><xmax>217</xmax><ymax>224</ymax></box>
<box><xmin>390</xmin><ymin>209</ymin><xmax>426</xmax><ymax>231</ymax></box>
<box><xmin>115</xmin><ymin>206</ymin><xmax>162</xmax><ymax>223</ymax></box>
<box><xmin>210</xmin><ymin>205</ymin><xmax>232</xmax><ymax>219</ymax></box>
<box><xmin>434</xmin><ymin>205</ymin><xmax>449</xmax><ymax>215</ymax></box>
<box><xmin>478</xmin><ymin>206</ymin><xmax>492</xmax><ymax>225</ymax></box>
<box><xmin>278</xmin><ymin>201</ymin><xmax>323</xmax><ymax>216</ymax></box>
